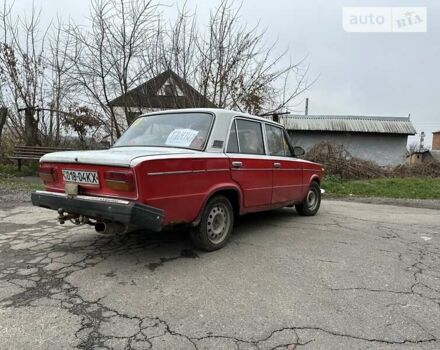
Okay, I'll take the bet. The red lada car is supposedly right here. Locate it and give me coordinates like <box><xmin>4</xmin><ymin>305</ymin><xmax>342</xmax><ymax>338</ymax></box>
<box><xmin>32</xmin><ymin>109</ymin><xmax>324</xmax><ymax>251</ymax></box>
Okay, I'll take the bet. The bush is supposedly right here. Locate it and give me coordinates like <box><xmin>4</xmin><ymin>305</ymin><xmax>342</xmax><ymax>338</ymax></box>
<box><xmin>0</xmin><ymin>163</ymin><xmax>39</xmax><ymax>177</ymax></box>
<box><xmin>304</xmin><ymin>142</ymin><xmax>388</xmax><ymax>180</ymax></box>
<box><xmin>393</xmin><ymin>161</ymin><xmax>440</xmax><ymax>178</ymax></box>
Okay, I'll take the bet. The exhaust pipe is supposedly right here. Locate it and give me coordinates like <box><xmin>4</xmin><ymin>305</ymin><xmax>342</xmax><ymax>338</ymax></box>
<box><xmin>95</xmin><ymin>222</ymin><xmax>128</xmax><ymax>235</ymax></box>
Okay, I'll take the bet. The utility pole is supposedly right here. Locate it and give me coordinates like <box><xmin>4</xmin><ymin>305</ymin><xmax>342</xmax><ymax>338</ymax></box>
<box><xmin>305</xmin><ymin>98</ymin><xmax>309</xmax><ymax>116</ymax></box>
<box><xmin>419</xmin><ymin>131</ymin><xmax>425</xmax><ymax>151</ymax></box>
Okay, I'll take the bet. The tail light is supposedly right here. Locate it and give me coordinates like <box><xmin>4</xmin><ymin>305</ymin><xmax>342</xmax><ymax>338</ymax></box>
<box><xmin>39</xmin><ymin>165</ymin><xmax>57</xmax><ymax>183</ymax></box>
<box><xmin>104</xmin><ymin>170</ymin><xmax>135</xmax><ymax>192</ymax></box>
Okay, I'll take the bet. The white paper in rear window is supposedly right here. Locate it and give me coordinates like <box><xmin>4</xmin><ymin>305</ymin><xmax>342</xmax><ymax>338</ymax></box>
<box><xmin>165</xmin><ymin>128</ymin><xmax>199</xmax><ymax>147</ymax></box>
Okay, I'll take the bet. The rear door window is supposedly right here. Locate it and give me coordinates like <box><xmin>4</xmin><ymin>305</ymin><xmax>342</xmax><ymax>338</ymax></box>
<box><xmin>235</xmin><ymin>119</ymin><xmax>265</xmax><ymax>155</ymax></box>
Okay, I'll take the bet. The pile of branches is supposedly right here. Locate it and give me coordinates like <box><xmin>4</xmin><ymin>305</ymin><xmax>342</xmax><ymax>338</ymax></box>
<box><xmin>304</xmin><ymin>142</ymin><xmax>389</xmax><ymax>180</ymax></box>
<box><xmin>394</xmin><ymin>161</ymin><xmax>440</xmax><ymax>178</ymax></box>
<box><xmin>304</xmin><ymin>141</ymin><xmax>440</xmax><ymax>179</ymax></box>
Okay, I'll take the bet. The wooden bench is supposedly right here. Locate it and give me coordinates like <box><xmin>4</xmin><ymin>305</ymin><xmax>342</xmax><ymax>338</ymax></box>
<box><xmin>10</xmin><ymin>145</ymin><xmax>73</xmax><ymax>171</ymax></box>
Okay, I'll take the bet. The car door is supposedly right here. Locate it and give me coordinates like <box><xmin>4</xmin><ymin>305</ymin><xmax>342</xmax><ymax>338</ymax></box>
<box><xmin>265</xmin><ymin>123</ymin><xmax>304</xmax><ymax>204</ymax></box>
<box><xmin>226</xmin><ymin>118</ymin><xmax>273</xmax><ymax>208</ymax></box>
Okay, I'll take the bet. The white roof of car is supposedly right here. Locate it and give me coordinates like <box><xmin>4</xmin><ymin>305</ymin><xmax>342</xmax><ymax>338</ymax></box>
<box><xmin>141</xmin><ymin>108</ymin><xmax>281</xmax><ymax>126</ymax></box>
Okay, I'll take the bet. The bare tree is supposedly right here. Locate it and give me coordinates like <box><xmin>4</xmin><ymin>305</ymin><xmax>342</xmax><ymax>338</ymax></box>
<box><xmin>67</xmin><ymin>0</ymin><xmax>160</xmax><ymax>139</ymax></box>
<box><xmin>0</xmin><ymin>2</ymin><xmax>49</xmax><ymax>145</ymax></box>
<box><xmin>0</xmin><ymin>107</ymin><xmax>7</xmax><ymax>145</ymax></box>
<box><xmin>0</xmin><ymin>0</ymin><xmax>312</xmax><ymax>147</ymax></box>
<box><xmin>0</xmin><ymin>2</ymin><xmax>77</xmax><ymax>146</ymax></box>
<box><xmin>201</xmin><ymin>0</ymin><xmax>311</xmax><ymax>114</ymax></box>
<box><xmin>407</xmin><ymin>141</ymin><xmax>419</xmax><ymax>154</ymax></box>
<box><xmin>159</xmin><ymin>0</ymin><xmax>311</xmax><ymax>115</ymax></box>
<box><xmin>43</xmin><ymin>18</ymin><xmax>78</xmax><ymax>144</ymax></box>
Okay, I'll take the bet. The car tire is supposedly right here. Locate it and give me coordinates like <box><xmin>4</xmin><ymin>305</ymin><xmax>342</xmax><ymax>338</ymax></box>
<box><xmin>190</xmin><ymin>195</ymin><xmax>234</xmax><ymax>251</ymax></box>
<box><xmin>295</xmin><ymin>181</ymin><xmax>321</xmax><ymax>216</ymax></box>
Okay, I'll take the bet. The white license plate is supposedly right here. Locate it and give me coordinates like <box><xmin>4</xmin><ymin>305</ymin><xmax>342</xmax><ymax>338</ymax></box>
<box><xmin>62</xmin><ymin>170</ymin><xmax>99</xmax><ymax>185</ymax></box>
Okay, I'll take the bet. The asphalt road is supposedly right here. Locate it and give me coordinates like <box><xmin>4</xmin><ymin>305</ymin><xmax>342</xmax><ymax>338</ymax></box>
<box><xmin>0</xmin><ymin>200</ymin><xmax>439</xmax><ymax>350</ymax></box>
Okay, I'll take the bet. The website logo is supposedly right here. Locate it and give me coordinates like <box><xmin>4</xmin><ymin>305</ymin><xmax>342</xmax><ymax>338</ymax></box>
<box><xmin>343</xmin><ymin>7</ymin><xmax>427</xmax><ymax>33</ymax></box>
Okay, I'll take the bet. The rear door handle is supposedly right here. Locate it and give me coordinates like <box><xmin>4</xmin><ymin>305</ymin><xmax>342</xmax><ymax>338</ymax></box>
<box><xmin>232</xmin><ymin>161</ymin><xmax>243</xmax><ymax>168</ymax></box>
<box><xmin>273</xmin><ymin>162</ymin><xmax>281</xmax><ymax>168</ymax></box>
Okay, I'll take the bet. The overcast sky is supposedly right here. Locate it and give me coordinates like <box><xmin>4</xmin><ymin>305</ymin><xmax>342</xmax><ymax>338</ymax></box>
<box><xmin>13</xmin><ymin>0</ymin><xmax>440</xmax><ymax>146</ymax></box>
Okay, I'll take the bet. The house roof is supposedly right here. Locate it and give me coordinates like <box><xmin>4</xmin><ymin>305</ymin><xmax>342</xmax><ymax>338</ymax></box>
<box><xmin>433</xmin><ymin>130</ymin><xmax>440</xmax><ymax>134</ymax></box>
<box><xmin>280</xmin><ymin>114</ymin><xmax>416</xmax><ymax>135</ymax></box>
<box><xmin>108</xmin><ymin>69</ymin><xmax>215</xmax><ymax>109</ymax></box>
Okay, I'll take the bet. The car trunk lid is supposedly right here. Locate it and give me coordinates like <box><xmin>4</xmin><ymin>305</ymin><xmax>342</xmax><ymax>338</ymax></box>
<box><xmin>40</xmin><ymin>147</ymin><xmax>198</xmax><ymax>167</ymax></box>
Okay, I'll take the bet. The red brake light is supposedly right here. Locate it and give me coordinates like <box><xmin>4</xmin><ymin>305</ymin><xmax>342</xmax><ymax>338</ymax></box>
<box><xmin>104</xmin><ymin>171</ymin><xmax>135</xmax><ymax>192</ymax></box>
<box><xmin>39</xmin><ymin>165</ymin><xmax>57</xmax><ymax>183</ymax></box>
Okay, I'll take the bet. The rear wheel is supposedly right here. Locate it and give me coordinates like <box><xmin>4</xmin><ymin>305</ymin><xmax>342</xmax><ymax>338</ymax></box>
<box><xmin>190</xmin><ymin>195</ymin><xmax>234</xmax><ymax>251</ymax></box>
<box><xmin>296</xmin><ymin>181</ymin><xmax>321</xmax><ymax>216</ymax></box>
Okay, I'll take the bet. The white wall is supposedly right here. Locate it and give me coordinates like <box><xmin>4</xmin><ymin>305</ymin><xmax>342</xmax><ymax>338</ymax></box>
<box><xmin>288</xmin><ymin>131</ymin><xmax>409</xmax><ymax>166</ymax></box>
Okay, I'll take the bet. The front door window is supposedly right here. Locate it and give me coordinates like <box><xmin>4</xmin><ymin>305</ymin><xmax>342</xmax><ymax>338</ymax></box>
<box><xmin>265</xmin><ymin>124</ymin><xmax>285</xmax><ymax>156</ymax></box>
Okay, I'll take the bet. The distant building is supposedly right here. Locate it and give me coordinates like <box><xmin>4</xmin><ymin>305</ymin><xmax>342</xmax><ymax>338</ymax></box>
<box><xmin>108</xmin><ymin>69</ymin><xmax>215</xmax><ymax>130</ymax></box>
<box><xmin>432</xmin><ymin>151</ymin><xmax>440</xmax><ymax>162</ymax></box>
<box><xmin>408</xmin><ymin>149</ymin><xmax>432</xmax><ymax>165</ymax></box>
<box><xmin>279</xmin><ymin>114</ymin><xmax>417</xmax><ymax>166</ymax></box>
<box><xmin>407</xmin><ymin>131</ymin><xmax>440</xmax><ymax>164</ymax></box>
<box><xmin>433</xmin><ymin>130</ymin><xmax>440</xmax><ymax>151</ymax></box>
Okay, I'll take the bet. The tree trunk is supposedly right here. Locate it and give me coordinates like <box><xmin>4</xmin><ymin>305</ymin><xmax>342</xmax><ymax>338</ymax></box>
<box><xmin>0</xmin><ymin>107</ymin><xmax>7</xmax><ymax>144</ymax></box>
<box><xmin>24</xmin><ymin>107</ymin><xmax>39</xmax><ymax>146</ymax></box>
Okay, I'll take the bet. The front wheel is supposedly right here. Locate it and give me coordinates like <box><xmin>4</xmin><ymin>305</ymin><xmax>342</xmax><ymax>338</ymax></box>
<box><xmin>295</xmin><ymin>182</ymin><xmax>321</xmax><ymax>216</ymax></box>
<box><xmin>190</xmin><ymin>195</ymin><xmax>234</xmax><ymax>251</ymax></box>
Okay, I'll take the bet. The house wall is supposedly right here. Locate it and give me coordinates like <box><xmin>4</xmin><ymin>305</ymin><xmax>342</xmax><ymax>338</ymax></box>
<box><xmin>287</xmin><ymin>131</ymin><xmax>409</xmax><ymax>166</ymax></box>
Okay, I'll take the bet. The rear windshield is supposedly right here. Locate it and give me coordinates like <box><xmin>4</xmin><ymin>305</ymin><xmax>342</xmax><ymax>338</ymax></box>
<box><xmin>113</xmin><ymin>113</ymin><xmax>214</xmax><ymax>150</ymax></box>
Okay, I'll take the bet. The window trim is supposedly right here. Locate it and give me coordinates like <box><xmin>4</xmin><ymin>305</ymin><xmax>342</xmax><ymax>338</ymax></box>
<box><xmin>282</xmin><ymin>128</ymin><xmax>296</xmax><ymax>158</ymax></box>
<box><xmin>225</xmin><ymin>119</ymin><xmax>240</xmax><ymax>153</ymax></box>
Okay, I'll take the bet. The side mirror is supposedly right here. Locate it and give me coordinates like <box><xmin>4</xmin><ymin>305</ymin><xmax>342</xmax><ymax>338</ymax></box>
<box><xmin>293</xmin><ymin>146</ymin><xmax>305</xmax><ymax>157</ymax></box>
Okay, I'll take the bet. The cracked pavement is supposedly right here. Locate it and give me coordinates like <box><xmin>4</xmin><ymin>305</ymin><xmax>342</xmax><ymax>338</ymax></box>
<box><xmin>0</xmin><ymin>200</ymin><xmax>439</xmax><ymax>349</ymax></box>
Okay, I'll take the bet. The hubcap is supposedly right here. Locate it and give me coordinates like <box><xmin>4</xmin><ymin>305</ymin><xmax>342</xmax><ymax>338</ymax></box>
<box><xmin>207</xmin><ymin>204</ymin><xmax>230</xmax><ymax>244</ymax></box>
<box><xmin>306</xmin><ymin>188</ymin><xmax>319</xmax><ymax>211</ymax></box>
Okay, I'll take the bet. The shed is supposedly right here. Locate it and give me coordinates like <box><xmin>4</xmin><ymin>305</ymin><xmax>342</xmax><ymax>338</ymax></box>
<box><xmin>279</xmin><ymin>114</ymin><xmax>417</xmax><ymax>166</ymax></box>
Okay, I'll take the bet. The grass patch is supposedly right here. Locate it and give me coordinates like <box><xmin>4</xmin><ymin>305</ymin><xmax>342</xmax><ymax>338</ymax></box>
<box><xmin>323</xmin><ymin>176</ymin><xmax>440</xmax><ymax>200</ymax></box>
<box><xmin>0</xmin><ymin>163</ymin><xmax>39</xmax><ymax>177</ymax></box>
<box><xmin>0</xmin><ymin>176</ymin><xmax>44</xmax><ymax>192</ymax></box>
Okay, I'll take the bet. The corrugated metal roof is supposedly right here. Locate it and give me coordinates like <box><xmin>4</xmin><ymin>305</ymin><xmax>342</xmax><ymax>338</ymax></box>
<box><xmin>280</xmin><ymin>115</ymin><xmax>416</xmax><ymax>135</ymax></box>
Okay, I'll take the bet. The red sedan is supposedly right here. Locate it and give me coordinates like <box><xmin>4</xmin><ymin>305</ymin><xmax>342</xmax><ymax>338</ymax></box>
<box><xmin>32</xmin><ymin>109</ymin><xmax>324</xmax><ymax>251</ymax></box>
